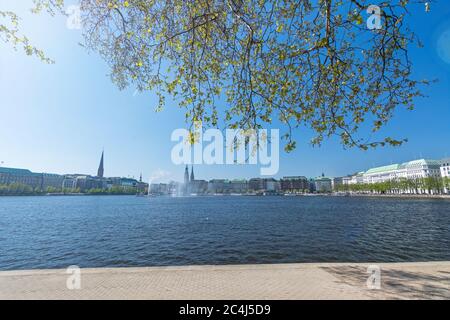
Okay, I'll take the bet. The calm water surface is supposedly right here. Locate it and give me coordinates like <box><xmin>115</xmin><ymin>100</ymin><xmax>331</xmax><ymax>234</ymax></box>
<box><xmin>0</xmin><ymin>195</ymin><xmax>449</xmax><ymax>270</ymax></box>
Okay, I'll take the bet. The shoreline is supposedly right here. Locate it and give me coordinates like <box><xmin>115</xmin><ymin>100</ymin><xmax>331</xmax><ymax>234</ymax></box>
<box><xmin>1</xmin><ymin>261</ymin><xmax>448</xmax><ymax>300</ymax></box>
<box><xmin>331</xmin><ymin>193</ymin><xmax>450</xmax><ymax>200</ymax></box>
<box><xmin>0</xmin><ymin>193</ymin><xmax>142</xmax><ymax>197</ymax></box>
<box><xmin>1</xmin><ymin>193</ymin><xmax>449</xmax><ymax>199</ymax></box>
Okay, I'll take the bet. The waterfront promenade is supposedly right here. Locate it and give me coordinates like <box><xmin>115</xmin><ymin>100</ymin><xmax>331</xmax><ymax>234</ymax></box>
<box><xmin>1</xmin><ymin>262</ymin><xmax>449</xmax><ymax>300</ymax></box>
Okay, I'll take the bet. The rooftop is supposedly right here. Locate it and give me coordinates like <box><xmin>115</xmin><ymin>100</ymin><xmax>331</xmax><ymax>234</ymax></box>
<box><xmin>315</xmin><ymin>176</ymin><xmax>332</xmax><ymax>181</ymax></box>
<box><xmin>0</xmin><ymin>167</ymin><xmax>41</xmax><ymax>176</ymax></box>
<box><xmin>365</xmin><ymin>164</ymin><xmax>400</xmax><ymax>175</ymax></box>
<box><xmin>231</xmin><ymin>179</ymin><xmax>247</xmax><ymax>183</ymax></box>
<box><xmin>403</xmin><ymin>159</ymin><xmax>441</xmax><ymax>167</ymax></box>
<box><xmin>439</xmin><ymin>158</ymin><xmax>450</xmax><ymax>166</ymax></box>
<box><xmin>282</xmin><ymin>176</ymin><xmax>308</xmax><ymax>180</ymax></box>
<box><xmin>363</xmin><ymin>158</ymin><xmax>443</xmax><ymax>175</ymax></box>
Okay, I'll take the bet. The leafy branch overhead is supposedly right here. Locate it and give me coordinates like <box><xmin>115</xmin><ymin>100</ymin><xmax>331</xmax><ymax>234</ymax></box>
<box><xmin>0</xmin><ymin>0</ymin><xmax>65</xmax><ymax>63</ymax></box>
<box><xmin>2</xmin><ymin>0</ymin><xmax>433</xmax><ymax>151</ymax></box>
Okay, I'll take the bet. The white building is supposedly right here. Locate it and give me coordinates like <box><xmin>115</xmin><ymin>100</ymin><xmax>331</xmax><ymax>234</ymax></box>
<box><xmin>359</xmin><ymin>159</ymin><xmax>442</xmax><ymax>194</ymax></box>
<box><xmin>402</xmin><ymin>159</ymin><xmax>441</xmax><ymax>180</ymax></box>
<box><xmin>342</xmin><ymin>176</ymin><xmax>352</xmax><ymax>185</ymax></box>
<box><xmin>363</xmin><ymin>159</ymin><xmax>441</xmax><ymax>183</ymax></box>
<box><xmin>346</xmin><ymin>172</ymin><xmax>364</xmax><ymax>185</ymax></box>
<box><xmin>363</xmin><ymin>164</ymin><xmax>400</xmax><ymax>184</ymax></box>
<box><xmin>440</xmin><ymin>158</ymin><xmax>450</xmax><ymax>194</ymax></box>
<box><xmin>441</xmin><ymin>158</ymin><xmax>450</xmax><ymax>178</ymax></box>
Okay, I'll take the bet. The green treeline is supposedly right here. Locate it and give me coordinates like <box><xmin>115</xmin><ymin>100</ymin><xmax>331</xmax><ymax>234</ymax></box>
<box><xmin>84</xmin><ymin>186</ymin><xmax>139</xmax><ymax>195</ymax></box>
<box><xmin>336</xmin><ymin>177</ymin><xmax>450</xmax><ymax>194</ymax></box>
<box><xmin>0</xmin><ymin>184</ymin><xmax>139</xmax><ymax>196</ymax></box>
<box><xmin>0</xmin><ymin>183</ymin><xmax>43</xmax><ymax>195</ymax></box>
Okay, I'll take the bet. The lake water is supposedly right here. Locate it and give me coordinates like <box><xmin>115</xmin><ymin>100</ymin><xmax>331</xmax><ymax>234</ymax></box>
<box><xmin>0</xmin><ymin>195</ymin><xmax>449</xmax><ymax>270</ymax></box>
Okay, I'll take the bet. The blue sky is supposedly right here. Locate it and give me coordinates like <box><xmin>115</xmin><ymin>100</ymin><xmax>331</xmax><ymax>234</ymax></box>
<box><xmin>0</xmin><ymin>1</ymin><xmax>449</xmax><ymax>182</ymax></box>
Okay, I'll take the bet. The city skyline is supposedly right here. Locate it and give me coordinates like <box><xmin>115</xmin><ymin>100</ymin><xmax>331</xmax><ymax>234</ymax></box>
<box><xmin>1</xmin><ymin>151</ymin><xmax>448</xmax><ymax>185</ymax></box>
<box><xmin>0</xmin><ymin>1</ymin><xmax>450</xmax><ymax>182</ymax></box>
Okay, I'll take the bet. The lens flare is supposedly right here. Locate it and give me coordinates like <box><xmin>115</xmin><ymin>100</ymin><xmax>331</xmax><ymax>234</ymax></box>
<box><xmin>436</xmin><ymin>28</ymin><xmax>450</xmax><ymax>64</ymax></box>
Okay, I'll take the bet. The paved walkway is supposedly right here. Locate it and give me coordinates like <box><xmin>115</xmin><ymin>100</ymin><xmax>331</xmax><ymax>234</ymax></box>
<box><xmin>1</xmin><ymin>262</ymin><xmax>449</xmax><ymax>300</ymax></box>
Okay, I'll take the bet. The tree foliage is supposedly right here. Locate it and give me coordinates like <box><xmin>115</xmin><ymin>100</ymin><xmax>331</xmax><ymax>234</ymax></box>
<box><xmin>336</xmin><ymin>176</ymin><xmax>449</xmax><ymax>195</ymax></box>
<box><xmin>0</xmin><ymin>183</ymin><xmax>41</xmax><ymax>195</ymax></box>
<box><xmin>79</xmin><ymin>0</ymin><xmax>432</xmax><ymax>151</ymax></box>
<box><xmin>2</xmin><ymin>0</ymin><xmax>433</xmax><ymax>151</ymax></box>
<box><xmin>0</xmin><ymin>0</ymin><xmax>64</xmax><ymax>63</ymax></box>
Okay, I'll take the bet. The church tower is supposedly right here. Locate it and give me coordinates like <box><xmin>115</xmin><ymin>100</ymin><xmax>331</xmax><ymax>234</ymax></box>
<box><xmin>190</xmin><ymin>166</ymin><xmax>195</xmax><ymax>182</ymax></box>
<box><xmin>184</xmin><ymin>165</ymin><xmax>190</xmax><ymax>184</ymax></box>
<box><xmin>183</xmin><ymin>165</ymin><xmax>190</xmax><ymax>196</ymax></box>
<box><xmin>97</xmin><ymin>151</ymin><xmax>104</xmax><ymax>178</ymax></box>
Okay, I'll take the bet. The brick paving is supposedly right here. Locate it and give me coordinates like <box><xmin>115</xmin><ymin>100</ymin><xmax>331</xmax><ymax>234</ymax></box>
<box><xmin>0</xmin><ymin>262</ymin><xmax>449</xmax><ymax>300</ymax></box>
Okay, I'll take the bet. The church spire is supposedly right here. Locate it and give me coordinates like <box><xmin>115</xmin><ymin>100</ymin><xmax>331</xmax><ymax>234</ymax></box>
<box><xmin>190</xmin><ymin>166</ymin><xmax>195</xmax><ymax>181</ymax></box>
<box><xmin>184</xmin><ymin>165</ymin><xmax>189</xmax><ymax>184</ymax></box>
<box><xmin>97</xmin><ymin>151</ymin><xmax>104</xmax><ymax>178</ymax></box>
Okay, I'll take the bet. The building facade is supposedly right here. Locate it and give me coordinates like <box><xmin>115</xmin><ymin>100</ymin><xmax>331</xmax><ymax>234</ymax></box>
<box><xmin>440</xmin><ymin>158</ymin><xmax>450</xmax><ymax>178</ymax></box>
<box><xmin>440</xmin><ymin>158</ymin><xmax>450</xmax><ymax>194</ymax></box>
<box><xmin>280</xmin><ymin>176</ymin><xmax>309</xmax><ymax>193</ymax></box>
<box><xmin>314</xmin><ymin>174</ymin><xmax>332</xmax><ymax>193</ymax></box>
<box><xmin>207</xmin><ymin>179</ymin><xmax>249</xmax><ymax>194</ymax></box>
<box><xmin>149</xmin><ymin>183</ymin><xmax>169</xmax><ymax>195</ymax></box>
<box><xmin>0</xmin><ymin>150</ymin><xmax>147</xmax><ymax>194</ymax></box>
<box><xmin>62</xmin><ymin>176</ymin><xmax>77</xmax><ymax>190</ymax></box>
<box><xmin>341</xmin><ymin>158</ymin><xmax>445</xmax><ymax>194</ymax></box>
<box><xmin>363</xmin><ymin>164</ymin><xmax>400</xmax><ymax>184</ymax></box>
<box><xmin>247</xmin><ymin>178</ymin><xmax>280</xmax><ymax>193</ymax></box>
<box><xmin>332</xmin><ymin>177</ymin><xmax>343</xmax><ymax>191</ymax></box>
<box><xmin>0</xmin><ymin>167</ymin><xmax>42</xmax><ymax>189</ymax></box>
<box><xmin>350</xmin><ymin>172</ymin><xmax>365</xmax><ymax>185</ymax></box>
<box><xmin>190</xmin><ymin>180</ymin><xmax>208</xmax><ymax>194</ymax></box>
<box><xmin>265</xmin><ymin>178</ymin><xmax>281</xmax><ymax>193</ymax></box>
<box><xmin>41</xmin><ymin>173</ymin><xmax>64</xmax><ymax>190</ymax></box>
<box><xmin>363</xmin><ymin>159</ymin><xmax>442</xmax><ymax>184</ymax></box>
<box><xmin>342</xmin><ymin>176</ymin><xmax>352</xmax><ymax>186</ymax></box>
<box><xmin>229</xmin><ymin>179</ymin><xmax>249</xmax><ymax>194</ymax></box>
<box><xmin>248</xmin><ymin>178</ymin><xmax>265</xmax><ymax>192</ymax></box>
<box><xmin>207</xmin><ymin>179</ymin><xmax>227</xmax><ymax>194</ymax></box>
<box><xmin>75</xmin><ymin>176</ymin><xmax>104</xmax><ymax>191</ymax></box>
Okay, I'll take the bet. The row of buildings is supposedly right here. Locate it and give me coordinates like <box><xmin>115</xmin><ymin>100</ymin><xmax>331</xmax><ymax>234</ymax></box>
<box><xmin>0</xmin><ymin>167</ymin><xmax>65</xmax><ymax>191</ymax></box>
<box><xmin>322</xmin><ymin>158</ymin><xmax>450</xmax><ymax>194</ymax></box>
<box><xmin>2</xmin><ymin>155</ymin><xmax>449</xmax><ymax>196</ymax></box>
<box><xmin>335</xmin><ymin>158</ymin><xmax>450</xmax><ymax>194</ymax></box>
<box><xmin>0</xmin><ymin>152</ymin><xmax>148</xmax><ymax>193</ymax></box>
<box><xmin>149</xmin><ymin>166</ymin><xmax>324</xmax><ymax>196</ymax></box>
<box><xmin>149</xmin><ymin>157</ymin><xmax>450</xmax><ymax>196</ymax></box>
